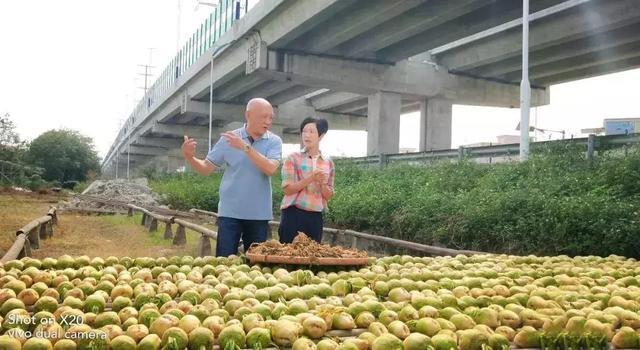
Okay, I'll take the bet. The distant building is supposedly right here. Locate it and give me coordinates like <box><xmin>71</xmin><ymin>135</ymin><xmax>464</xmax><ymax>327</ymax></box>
<box><xmin>496</xmin><ymin>135</ymin><xmax>521</xmax><ymax>144</ymax></box>
<box><xmin>464</xmin><ymin>142</ymin><xmax>492</xmax><ymax>147</ymax></box>
<box><xmin>464</xmin><ymin>135</ymin><xmax>520</xmax><ymax>148</ymax></box>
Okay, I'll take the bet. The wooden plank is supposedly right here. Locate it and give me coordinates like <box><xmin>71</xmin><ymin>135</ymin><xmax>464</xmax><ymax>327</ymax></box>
<box><xmin>174</xmin><ymin>218</ymin><xmax>217</xmax><ymax>239</ymax></box>
<box><xmin>59</xmin><ymin>207</ymin><xmax>126</xmax><ymax>215</ymax></box>
<box><xmin>173</xmin><ymin>225</ymin><xmax>187</xmax><ymax>245</ymax></box>
<box><xmin>330</xmin><ymin>230</ymin><xmax>339</xmax><ymax>246</ymax></box>
<box><xmin>47</xmin><ymin>207</ymin><xmax>58</xmax><ymax>225</ymax></box>
<box><xmin>190</xmin><ymin>208</ymin><xmax>218</xmax><ymax>217</ymax></box>
<box><xmin>19</xmin><ymin>239</ymin><xmax>30</xmax><ymax>259</ymax></box>
<box><xmin>146</xmin><ymin>206</ymin><xmax>199</xmax><ymax>219</ymax></box>
<box><xmin>343</xmin><ymin>229</ymin><xmax>481</xmax><ymax>256</ymax></box>
<box><xmin>149</xmin><ymin>218</ymin><xmax>159</xmax><ymax>232</ymax></box>
<box><xmin>144</xmin><ymin>214</ymin><xmax>152</xmax><ymax>228</ymax></box>
<box><xmin>5</xmin><ymin>208</ymin><xmax>57</xmax><ymax>262</ymax></box>
<box><xmin>38</xmin><ymin>223</ymin><xmax>47</xmax><ymax>241</ymax></box>
<box><xmin>46</xmin><ymin>221</ymin><xmax>53</xmax><ymax>238</ymax></box>
<box><xmin>190</xmin><ymin>208</ymin><xmax>236</xmax><ymax>225</ymax></box>
<box><xmin>28</xmin><ymin>228</ymin><xmax>39</xmax><ymax>250</ymax></box>
<box><xmin>2</xmin><ymin>233</ymin><xmax>28</xmax><ymax>262</ymax></box>
<box><xmin>128</xmin><ymin>204</ymin><xmax>173</xmax><ymax>223</ymax></box>
<box><xmin>350</xmin><ymin>235</ymin><xmax>358</xmax><ymax>249</ymax></box>
<box><xmin>164</xmin><ymin>223</ymin><xmax>174</xmax><ymax>239</ymax></box>
<box><xmin>77</xmin><ymin>195</ymin><xmax>197</xmax><ymax>219</ymax></box>
<box><xmin>17</xmin><ymin>216</ymin><xmax>51</xmax><ymax>235</ymax></box>
<box><xmin>197</xmin><ymin>235</ymin><xmax>212</xmax><ymax>257</ymax></box>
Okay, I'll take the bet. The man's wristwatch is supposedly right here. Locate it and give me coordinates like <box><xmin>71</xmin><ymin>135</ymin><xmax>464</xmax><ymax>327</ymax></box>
<box><xmin>243</xmin><ymin>143</ymin><xmax>250</xmax><ymax>153</ymax></box>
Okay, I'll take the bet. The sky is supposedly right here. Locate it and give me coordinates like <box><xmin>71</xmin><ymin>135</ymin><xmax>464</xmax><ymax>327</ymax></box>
<box><xmin>1</xmin><ymin>1</ymin><xmax>639</xmax><ymax>161</ymax></box>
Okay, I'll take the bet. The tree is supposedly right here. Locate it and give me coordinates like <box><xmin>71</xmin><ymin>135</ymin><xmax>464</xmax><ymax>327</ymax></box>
<box><xmin>0</xmin><ymin>113</ymin><xmax>28</xmax><ymax>162</ymax></box>
<box><xmin>1</xmin><ymin>113</ymin><xmax>19</xmax><ymax>145</ymax></box>
<box><xmin>26</xmin><ymin>129</ymin><xmax>101</xmax><ymax>182</ymax></box>
<box><xmin>0</xmin><ymin>113</ymin><xmax>40</xmax><ymax>188</ymax></box>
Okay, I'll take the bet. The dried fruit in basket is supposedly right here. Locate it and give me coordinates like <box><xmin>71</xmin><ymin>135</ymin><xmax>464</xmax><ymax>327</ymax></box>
<box><xmin>247</xmin><ymin>232</ymin><xmax>367</xmax><ymax>259</ymax></box>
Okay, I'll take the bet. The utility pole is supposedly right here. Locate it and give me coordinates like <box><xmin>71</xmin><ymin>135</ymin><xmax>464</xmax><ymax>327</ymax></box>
<box><xmin>176</xmin><ymin>0</ymin><xmax>181</xmax><ymax>52</ymax></box>
<box><xmin>127</xmin><ymin>144</ymin><xmax>130</xmax><ymax>180</ymax></box>
<box><xmin>116</xmin><ymin>118</ymin><xmax>125</xmax><ymax>180</ymax></box>
<box><xmin>137</xmin><ymin>65</ymin><xmax>153</xmax><ymax>95</ymax></box>
<box><xmin>137</xmin><ymin>48</ymin><xmax>155</xmax><ymax>95</ymax></box>
<box><xmin>519</xmin><ymin>0</ymin><xmax>531</xmax><ymax>161</ymax></box>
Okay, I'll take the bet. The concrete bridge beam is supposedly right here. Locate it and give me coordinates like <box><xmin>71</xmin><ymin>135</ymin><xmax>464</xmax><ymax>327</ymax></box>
<box><xmin>259</xmin><ymin>50</ymin><xmax>549</xmax><ymax>108</ymax></box>
<box><xmin>435</xmin><ymin>0</ymin><xmax>640</xmax><ymax>72</ymax></box>
<box><xmin>309</xmin><ymin>92</ymin><xmax>363</xmax><ymax>111</ymax></box>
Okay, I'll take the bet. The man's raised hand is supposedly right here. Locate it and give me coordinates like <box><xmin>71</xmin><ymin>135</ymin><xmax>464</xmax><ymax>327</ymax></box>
<box><xmin>182</xmin><ymin>135</ymin><xmax>197</xmax><ymax>159</ymax></box>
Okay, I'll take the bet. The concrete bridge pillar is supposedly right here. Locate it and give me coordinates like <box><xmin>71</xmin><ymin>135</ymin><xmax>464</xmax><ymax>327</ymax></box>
<box><xmin>419</xmin><ymin>98</ymin><xmax>452</xmax><ymax>151</ymax></box>
<box><xmin>367</xmin><ymin>91</ymin><xmax>401</xmax><ymax>156</ymax></box>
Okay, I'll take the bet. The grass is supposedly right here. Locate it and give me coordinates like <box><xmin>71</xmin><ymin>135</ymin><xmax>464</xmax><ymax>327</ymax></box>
<box><xmin>0</xmin><ymin>190</ymin><xmax>63</xmax><ymax>250</ymax></box>
<box><xmin>0</xmin><ymin>192</ymin><xmax>216</xmax><ymax>258</ymax></box>
<box><xmin>98</xmin><ymin>213</ymin><xmax>208</xmax><ymax>256</ymax></box>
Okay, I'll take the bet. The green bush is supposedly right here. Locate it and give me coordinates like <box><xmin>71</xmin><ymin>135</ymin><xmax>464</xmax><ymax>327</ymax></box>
<box><xmin>150</xmin><ymin>170</ymin><xmax>285</xmax><ymax>215</ymax></box>
<box><xmin>150</xmin><ymin>172</ymin><xmax>221</xmax><ymax>211</ymax></box>
<box><xmin>26</xmin><ymin>174</ymin><xmax>47</xmax><ymax>191</ymax></box>
<box><xmin>151</xmin><ymin>144</ymin><xmax>640</xmax><ymax>258</ymax></box>
<box><xmin>73</xmin><ymin>181</ymin><xmax>90</xmax><ymax>194</ymax></box>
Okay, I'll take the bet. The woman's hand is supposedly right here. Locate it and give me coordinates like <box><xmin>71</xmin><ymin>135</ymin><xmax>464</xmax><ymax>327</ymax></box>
<box><xmin>316</xmin><ymin>170</ymin><xmax>329</xmax><ymax>184</ymax></box>
<box><xmin>311</xmin><ymin>169</ymin><xmax>327</xmax><ymax>184</ymax></box>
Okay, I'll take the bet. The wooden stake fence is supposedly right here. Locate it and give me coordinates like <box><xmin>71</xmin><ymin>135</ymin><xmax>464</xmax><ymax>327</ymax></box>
<box><xmin>1</xmin><ymin>207</ymin><xmax>57</xmax><ymax>262</ymax></box>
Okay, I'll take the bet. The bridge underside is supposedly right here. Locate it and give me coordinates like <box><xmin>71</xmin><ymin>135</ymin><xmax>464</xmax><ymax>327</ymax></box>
<box><xmin>103</xmin><ymin>0</ymin><xmax>640</xmax><ymax>175</ymax></box>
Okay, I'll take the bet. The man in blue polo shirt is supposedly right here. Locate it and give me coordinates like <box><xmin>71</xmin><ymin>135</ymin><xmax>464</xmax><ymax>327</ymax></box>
<box><xmin>181</xmin><ymin>98</ymin><xmax>282</xmax><ymax>256</ymax></box>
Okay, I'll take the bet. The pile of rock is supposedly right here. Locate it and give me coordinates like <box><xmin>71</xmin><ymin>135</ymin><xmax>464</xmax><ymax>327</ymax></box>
<box><xmin>61</xmin><ymin>178</ymin><xmax>162</xmax><ymax>211</ymax></box>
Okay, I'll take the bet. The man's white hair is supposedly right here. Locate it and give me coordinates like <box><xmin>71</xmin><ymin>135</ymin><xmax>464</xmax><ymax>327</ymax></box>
<box><xmin>246</xmin><ymin>98</ymin><xmax>272</xmax><ymax>112</ymax></box>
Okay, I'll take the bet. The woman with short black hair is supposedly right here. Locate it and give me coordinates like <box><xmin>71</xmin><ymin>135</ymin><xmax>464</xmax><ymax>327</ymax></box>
<box><xmin>279</xmin><ymin>117</ymin><xmax>335</xmax><ymax>243</ymax></box>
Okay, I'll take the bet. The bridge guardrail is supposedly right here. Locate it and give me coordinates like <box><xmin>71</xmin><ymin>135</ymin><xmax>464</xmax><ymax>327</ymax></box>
<box><xmin>337</xmin><ymin>133</ymin><xmax>640</xmax><ymax>168</ymax></box>
<box><xmin>104</xmin><ymin>0</ymin><xmax>250</xmax><ymax>168</ymax></box>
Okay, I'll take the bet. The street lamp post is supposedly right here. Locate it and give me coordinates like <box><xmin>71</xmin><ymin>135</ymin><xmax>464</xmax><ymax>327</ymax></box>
<box><xmin>520</xmin><ymin>0</ymin><xmax>531</xmax><ymax>161</ymax></box>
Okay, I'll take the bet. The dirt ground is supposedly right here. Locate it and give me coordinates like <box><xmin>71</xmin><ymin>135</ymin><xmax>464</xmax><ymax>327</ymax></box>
<box><xmin>0</xmin><ymin>191</ymin><xmax>206</xmax><ymax>258</ymax></box>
